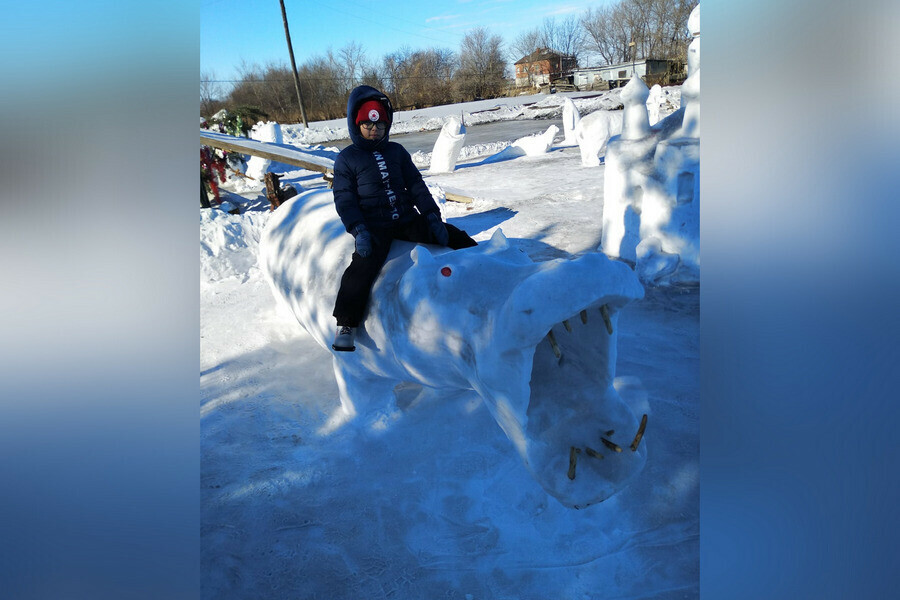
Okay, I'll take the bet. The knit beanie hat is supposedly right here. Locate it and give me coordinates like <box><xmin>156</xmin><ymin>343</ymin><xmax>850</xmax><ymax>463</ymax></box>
<box><xmin>355</xmin><ymin>100</ymin><xmax>389</xmax><ymax>125</ymax></box>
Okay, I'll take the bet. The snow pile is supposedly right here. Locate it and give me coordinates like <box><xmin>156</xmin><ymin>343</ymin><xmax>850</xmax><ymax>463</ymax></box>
<box><xmin>246</xmin><ymin>121</ymin><xmax>283</xmax><ymax>180</ymax></box>
<box><xmin>199</xmin><ymin>209</ymin><xmax>270</xmax><ymax>285</ymax></box>
<box><xmin>600</xmin><ymin>4</ymin><xmax>700</xmax><ymax>285</ymax></box>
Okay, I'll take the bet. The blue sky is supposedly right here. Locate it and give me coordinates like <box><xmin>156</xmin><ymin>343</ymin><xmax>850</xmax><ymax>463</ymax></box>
<box><xmin>201</xmin><ymin>0</ymin><xmax>608</xmax><ymax>85</ymax></box>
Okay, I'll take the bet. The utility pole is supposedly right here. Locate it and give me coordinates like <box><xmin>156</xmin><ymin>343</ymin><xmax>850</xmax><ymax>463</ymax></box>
<box><xmin>629</xmin><ymin>40</ymin><xmax>636</xmax><ymax>78</ymax></box>
<box><xmin>279</xmin><ymin>0</ymin><xmax>309</xmax><ymax>127</ymax></box>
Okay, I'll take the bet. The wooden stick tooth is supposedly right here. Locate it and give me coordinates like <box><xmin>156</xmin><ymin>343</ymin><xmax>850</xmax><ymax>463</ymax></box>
<box><xmin>630</xmin><ymin>414</ymin><xmax>648</xmax><ymax>451</ymax></box>
<box><xmin>584</xmin><ymin>447</ymin><xmax>604</xmax><ymax>460</ymax></box>
<box><xmin>601</xmin><ymin>437</ymin><xmax>622</xmax><ymax>453</ymax></box>
<box><xmin>600</xmin><ymin>304</ymin><xmax>613</xmax><ymax>334</ymax></box>
<box><xmin>567</xmin><ymin>446</ymin><xmax>580</xmax><ymax>480</ymax></box>
<box><xmin>547</xmin><ymin>330</ymin><xmax>561</xmax><ymax>359</ymax></box>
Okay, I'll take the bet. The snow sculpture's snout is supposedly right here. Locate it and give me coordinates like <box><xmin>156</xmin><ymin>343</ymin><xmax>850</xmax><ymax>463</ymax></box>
<box><xmin>396</xmin><ymin>230</ymin><xmax>648</xmax><ymax>508</ymax></box>
<box><xmin>465</xmin><ymin>240</ymin><xmax>647</xmax><ymax>508</ymax></box>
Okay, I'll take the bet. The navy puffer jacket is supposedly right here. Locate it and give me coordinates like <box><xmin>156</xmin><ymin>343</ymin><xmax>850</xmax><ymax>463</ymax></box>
<box><xmin>332</xmin><ymin>85</ymin><xmax>440</xmax><ymax>232</ymax></box>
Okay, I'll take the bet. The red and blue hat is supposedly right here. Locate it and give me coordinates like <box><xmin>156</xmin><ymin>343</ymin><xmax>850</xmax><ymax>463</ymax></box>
<box><xmin>355</xmin><ymin>100</ymin><xmax>389</xmax><ymax>125</ymax></box>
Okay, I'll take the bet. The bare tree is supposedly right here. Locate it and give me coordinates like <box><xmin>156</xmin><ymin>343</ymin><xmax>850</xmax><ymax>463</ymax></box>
<box><xmin>359</xmin><ymin>67</ymin><xmax>385</xmax><ymax>91</ymax></box>
<box><xmin>382</xmin><ymin>47</ymin><xmax>413</xmax><ymax>108</ymax></box>
<box><xmin>581</xmin><ymin>0</ymin><xmax>696</xmax><ymax>65</ymax></box>
<box><xmin>338</xmin><ymin>41</ymin><xmax>366</xmax><ymax>91</ymax></box>
<box><xmin>455</xmin><ymin>27</ymin><xmax>506</xmax><ymax>101</ymax></box>
<box><xmin>201</xmin><ymin>71</ymin><xmax>225</xmax><ymax>118</ymax></box>
<box><xmin>540</xmin><ymin>16</ymin><xmax>585</xmax><ymax>65</ymax></box>
<box><xmin>409</xmin><ymin>48</ymin><xmax>456</xmax><ymax>108</ymax></box>
<box><xmin>581</xmin><ymin>5</ymin><xmax>620</xmax><ymax>64</ymax></box>
<box><xmin>510</xmin><ymin>28</ymin><xmax>542</xmax><ymax>63</ymax></box>
<box><xmin>297</xmin><ymin>56</ymin><xmax>345</xmax><ymax>120</ymax></box>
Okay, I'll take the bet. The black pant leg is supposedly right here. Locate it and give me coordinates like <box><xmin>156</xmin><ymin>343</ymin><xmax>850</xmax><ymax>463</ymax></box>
<box><xmin>332</xmin><ymin>232</ymin><xmax>392</xmax><ymax>327</ymax></box>
<box><xmin>445</xmin><ymin>223</ymin><xmax>478</xmax><ymax>249</ymax></box>
<box><xmin>397</xmin><ymin>215</ymin><xmax>478</xmax><ymax>249</ymax></box>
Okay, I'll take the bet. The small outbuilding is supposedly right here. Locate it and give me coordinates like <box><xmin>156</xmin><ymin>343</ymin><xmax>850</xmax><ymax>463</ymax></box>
<box><xmin>573</xmin><ymin>59</ymin><xmax>685</xmax><ymax>90</ymax></box>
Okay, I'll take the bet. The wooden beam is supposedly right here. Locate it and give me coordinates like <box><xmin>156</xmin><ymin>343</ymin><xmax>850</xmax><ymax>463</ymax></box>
<box><xmin>444</xmin><ymin>192</ymin><xmax>474</xmax><ymax>204</ymax></box>
<box><xmin>200</xmin><ymin>130</ymin><xmax>333</xmax><ymax>175</ymax></box>
<box><xmin>201</xmin><ymin>130</ymin><xmax>476</xmax><ymax>206</ymax></box>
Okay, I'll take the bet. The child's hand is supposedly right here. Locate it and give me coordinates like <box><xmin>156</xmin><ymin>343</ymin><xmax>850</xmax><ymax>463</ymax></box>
<box><xmin>353</xmin><ymin>224</ymin><xmax>372</xmax><ymax>257</ymax></box>
<box><xmin>426</xmin><ymin>213</ymin><xmax>449</xmax><ymax>246</ymax></box>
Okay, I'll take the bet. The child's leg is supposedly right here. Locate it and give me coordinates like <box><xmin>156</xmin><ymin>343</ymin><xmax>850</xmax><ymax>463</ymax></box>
<box><xmin>399</xmin><ymin>216</ymin><xmax>478</xmax><ymax>249</ymax></box>
<box><xmin>332</xmin><ymin>233</ymin><xmax>392</xmax><ymax>327</ymax></box>
<box><xmin>444</xmin><ymin>223</ymin><xmax>478</xmax><ymax>249</ymax></box>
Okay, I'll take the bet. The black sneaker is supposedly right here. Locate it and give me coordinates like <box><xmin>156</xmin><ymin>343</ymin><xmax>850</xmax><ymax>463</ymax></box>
<box><xmin>332</xmin><ymin>326</ymin><xmax>356</xmax><ymax>352</ymax></box>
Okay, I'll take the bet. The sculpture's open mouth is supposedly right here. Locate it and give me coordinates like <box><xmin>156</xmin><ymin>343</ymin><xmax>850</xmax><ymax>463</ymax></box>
<box><xmin>525</xmin><ymin>299</ymin><xmax>647</xmax><ymax>508</ymax></box>
<box><xmin>477</xmin><ymin>254</ymin><xmax>646</xmax><ymax>509</ymax></box>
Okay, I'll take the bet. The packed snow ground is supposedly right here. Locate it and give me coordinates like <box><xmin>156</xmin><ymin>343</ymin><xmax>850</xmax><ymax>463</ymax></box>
<box><xmin>201</xmin><ymin>87</ymin><xmax>697</xmax><ymax>599</ymax></box>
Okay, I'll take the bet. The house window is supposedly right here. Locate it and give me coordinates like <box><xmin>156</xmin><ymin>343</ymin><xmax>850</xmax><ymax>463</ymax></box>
<box><xmin>618</xmin><ymin>70</ymin><xmax>627</xmax><ymax>78</ymax></box>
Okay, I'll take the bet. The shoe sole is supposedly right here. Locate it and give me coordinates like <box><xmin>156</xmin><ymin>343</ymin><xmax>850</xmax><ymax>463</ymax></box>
<box><xmin>332</xmin><ymin>344</ymin><xmax>356</xmax><ymax>352</ymax></box>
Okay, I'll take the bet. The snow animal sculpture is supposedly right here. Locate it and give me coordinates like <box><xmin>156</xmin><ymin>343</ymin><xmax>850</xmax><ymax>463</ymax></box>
<box><xmin>575</xmin><ymin>110</ymin><xmax>623</xmax><ymax>167</ymax></box>
<box><xmin>429</xmin><ymin>116</ymin><xmax>466</xmax><ymax>174</ymax></box>
<box><xmin>562</xmin><ymin>97</ymin><xmax>581</xmax><ymax>145</ymax></box>
<box><xmin>259</xmin><ymin>189</ymin><xmax>647</xmax><ymax>509</ymax></box>
<box><xmin>512</xmin><ymin>124</ymin><xmax>559</xmax><ymax>156</ymax></box>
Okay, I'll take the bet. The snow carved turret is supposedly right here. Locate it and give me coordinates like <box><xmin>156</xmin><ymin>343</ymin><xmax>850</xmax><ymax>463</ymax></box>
<box><xmin>600</xmin><ymin>4</ymin><xmax>700</xmax><ymax>285</ymax></box>
<box><xmin>680</xmin><ymin>3</ymin><xmax>701</xmax><ymax>139</ymax></box>
<box><xmin>647</xmin><ymin>84</ymin><xmax>663</xmax><ymax>126</ymax></box>
<box><xmin>562</xmin><ymin>97</ymin><xmax>581</xmax><ymax>145</ymax></box>
<box><xmin>620</xmin><ymin>76</ymin><xmax>651</xmax><ymax>140</ymax></box>
<box><xmin>429</xmin><ymin>116</ymin><xmax>467</xmax><ymax>173</ymax></box>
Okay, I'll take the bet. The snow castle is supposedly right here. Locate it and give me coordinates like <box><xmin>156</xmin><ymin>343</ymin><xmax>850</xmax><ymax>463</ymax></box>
<box><xmin>600</xmin><ymin>4</ymin><xmax>700</xmax><ymax>285</ymax></box>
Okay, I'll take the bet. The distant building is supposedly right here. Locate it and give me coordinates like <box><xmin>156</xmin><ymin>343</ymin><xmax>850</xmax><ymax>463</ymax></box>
<box><xmin>573</xmin><ymin>59</ymin><xmax>685</xmax><ymax>90</ymax></box>
<box><xmin>514</xmin><ymin>48</ymin><xmax>578</xmax><ymax>88</ymax></box>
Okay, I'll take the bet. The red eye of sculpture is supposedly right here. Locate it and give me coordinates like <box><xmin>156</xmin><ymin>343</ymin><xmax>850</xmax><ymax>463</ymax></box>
<box><xmin>441</xmin><ymin>267</ymin><xmax>452</xmax><ymax>277</ymax></box>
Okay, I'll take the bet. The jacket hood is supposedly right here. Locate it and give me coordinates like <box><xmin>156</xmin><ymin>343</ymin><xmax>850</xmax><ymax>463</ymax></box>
<box><xmin>346</xmin><ymin>85</ymin><xmax>394</xmax><ymax>150</ymax></box>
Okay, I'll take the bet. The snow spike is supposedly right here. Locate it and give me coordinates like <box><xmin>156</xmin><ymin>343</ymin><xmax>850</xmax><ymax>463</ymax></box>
<box><xmin>410</xmin><ymin>245</ymin><xmax>436</xmax><ymax>266</ymax></box>
<box><xmin>486</xmin><ymin>228</ymin><xmax>510</xmax><ymax>252</ymax></box>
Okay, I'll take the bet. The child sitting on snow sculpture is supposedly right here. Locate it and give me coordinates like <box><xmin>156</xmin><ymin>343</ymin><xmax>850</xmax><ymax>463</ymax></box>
<box><xmin>331</xmin><ymin>85</ymin><xmax>478</xmax><ymax>351</ymax></box>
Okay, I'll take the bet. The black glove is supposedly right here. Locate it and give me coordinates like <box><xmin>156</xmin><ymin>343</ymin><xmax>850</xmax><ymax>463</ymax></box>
<box><xmin>353</xmin><ymin>224</ymin><xmax>372</xmax><ymax>258</ymax></box>
<box><xmin>426</xmin><ymin>212</ymin><xmax>449</xmax><ymax>246</ymax></box>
